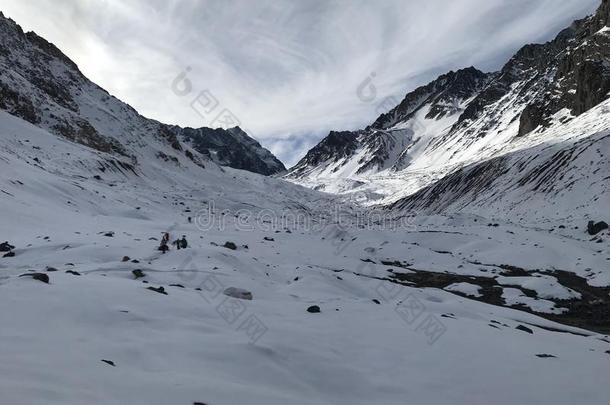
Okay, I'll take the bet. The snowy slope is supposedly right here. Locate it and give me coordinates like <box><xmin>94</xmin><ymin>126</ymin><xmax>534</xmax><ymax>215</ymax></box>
<box><xmin>390</xmin><ymin>100</ymin><xmax>610</xmax><ymax>223</ymax></box>
<box><xmin>286</xmin><ymin>1</ymin><xmax>610</xmax><ymax>205</ymax></box>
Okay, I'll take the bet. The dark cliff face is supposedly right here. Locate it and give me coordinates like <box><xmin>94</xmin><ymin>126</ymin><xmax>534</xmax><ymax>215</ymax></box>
<box><xmin>287</xmin><ymin>131</ymin><xmax>360</xmax><ymax>177</ymax></box>
<box><xmin>172</xmin><ymin>126</ymin><xmax>285</xmax><ymax>175</ymax></box>
<box><xmin>0</xmin><ymin>12</ymin><xmax>285</xmax><ymax>176</ymax></box>
<box><xmin>457</xmin><ymin>1</ymin><xmax>610</xmax><ymax>138</ymax></box>
<box><xmin>372</xmin><ymin>67</ymin><xmax>492</xmax><ymax>130</ymax></box>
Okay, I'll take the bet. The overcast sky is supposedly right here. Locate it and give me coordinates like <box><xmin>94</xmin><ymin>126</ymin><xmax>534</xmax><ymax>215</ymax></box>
<box><xmin>0</xmin><ymin>0</ymin><xmax>600</xmax><ymax>166</ymax></box>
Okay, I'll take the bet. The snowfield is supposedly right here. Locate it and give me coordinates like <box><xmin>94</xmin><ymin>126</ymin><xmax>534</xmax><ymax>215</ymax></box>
<box><xmin>1</xmin><ymin>112</ymin><xmax>610</xmax><ymax>404</ymax></box>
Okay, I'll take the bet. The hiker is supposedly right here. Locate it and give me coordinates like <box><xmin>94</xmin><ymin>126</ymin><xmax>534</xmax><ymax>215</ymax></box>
<box><xmin>179</xmin><ymin>235</ymin><xmax>188</xmax><ymax>249</ymax></box>
<box><xmin>158</xmin><ymin>240</ymin><xmax>169</xmax><ymax>254</ymax></box>
<box><xmin>158</xmin><ymin>232</ymin><xmax>170</xmax><ymax>253</ymax></box>
<box><xmin>162</xmin><ymin>232</ymin><xmax>170</xmax><ymax>245</ymax></box>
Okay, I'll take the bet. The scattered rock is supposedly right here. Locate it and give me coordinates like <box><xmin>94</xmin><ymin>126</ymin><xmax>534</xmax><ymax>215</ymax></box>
<box><xmin>307</xmin><ymin>305</ymin><xmax>321</xmax><ymax>313</ymax></box>
<box><xmin>147</xmin><ymin>286</ymin><xmax>167</xmax><ymax>295</ymax></box>
<box><xmin>65</xmin><ymin>270</ymin><xmax>81</xmax><ymax>276</ymax></box>
<box><xmin>587</xmin><ymin>220</ymin><xmax>608</xmax><ymax>236</ymax></box>
<box><xmin>3</xmin><ymin>251</ymin><xmax>15</xmax><ymax>258</ymax></box>
<box><xmin>169</xmin><ymin>284</ymin><xmax>185</xmax><ymax>288</ymax></box>
<box><xmin>515</xmin><ymin>325</ymin><xmax>534</xmax><ymax>334</ymax></box>
<box><xmin>0</xmin><ymin>241</ymin><xmax>15</xmax><ymax>252</ymax></box>
<box><xmin>103</xmin><ymin>231</ymin><xmax>115</xmax><ymax>237</ymax></box>
<box><xmin>223</xmin><ymin>241</ymin><xmax>237</xmax><ymax>250</ymax></box>
<box><xmin>121</xmin><ymin>256</ymin><xmax>130</xmax><ymax>262</ymax></box>
<box><xmin>263</xmin><ymin>237</ymin><xmax>275</xmax><ymax>241</ymax></box>
<box><xmin>45</xmin><ymin>267</ymin><xmax>58</xmax><ymax>272</ymax></box>
<box><xmin>372</xmin><ymin>299</ymin><xmax>381</xmax><ymax>305</ymax></box>
<box><xmin>19</xmin><ymin>273</ymin><xmax>49</xmax><ymax>284</ymax></box>
<box><xmin>101</xmin><ymin>359</ymin><xmax>115</xmax><ymax>367</ymax></box>
<box><xmin>535</xmin><ymin>354</ymin><xmax>557</xmax><ymax>358</ymax></box>
<box><xmin>223</xmin><ymin>287</ymin><xmax>253</xmax><ymax>300</ymax></box>
<box><xmin>132</xmin><ymin>269</ymin><xmax>145</xmax><ymax>279</ymax></box>
<box><xmin>193</xmin><ymin>402</ymin><xmax>207</xmax><ymax>405</ymax></box>
<box><xmin>131</xmin><ymin>259</ymin><xmax>140</xmax><ymax>263</ymax></box>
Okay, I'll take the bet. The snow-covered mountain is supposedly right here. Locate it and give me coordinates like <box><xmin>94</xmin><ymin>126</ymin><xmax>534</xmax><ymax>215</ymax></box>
<box><xmin>286</xmin><ymin>1</ymin><xmax>610</xmax><ymax>206</ymax></box>
<box><xmin>0</xmin><ymin>12</ymin><xmax>285</xmax><ymax>176</ymax></box>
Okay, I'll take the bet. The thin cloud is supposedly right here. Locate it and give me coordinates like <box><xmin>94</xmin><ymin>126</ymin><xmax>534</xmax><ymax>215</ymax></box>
<box><xmin>0</xmin><ymin>0</ymin><xmax>600</xmax><ymax>166</ymax></box>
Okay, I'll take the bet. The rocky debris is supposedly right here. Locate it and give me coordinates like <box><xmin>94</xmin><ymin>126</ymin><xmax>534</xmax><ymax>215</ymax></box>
<box><xmin>65</xmin><ymin>270</ymin><xmax>81</xmax><ymax>276</ymax></box>
<box><xmin>45</xmin><ymin>267</ymin><xmax>58</xmax><ymax>272</ymax></box>
<box><xmin>103</xmin><ymin>231</ymin><xmax>114</xmax><ymax>237</ymax></box>
<box><xmin>223</xmin><ymin>287</ymin><xmax>253</xmax><ymax>300</ymax></box>
<box><xmin>307</xmin><ymin>305</ymin><xmax>321</xmax><ymax>313</ymax></box>
<box><xmin>132</xmin><ymin>269</ymin><xmax>145</xmax><ymax>279</ymax></box>
<box><xmin>3</xmin><ymin>251</ymin><xmax>15</xmax><ymax>258</ymax></box>
<box><xmin>535</xmin><ymin>354</ymin><xmax>557</xmax><ymax>358</ymax></box>
<box><xmin>223</xmin><ymin>241</ymin><xmax>237</xmax><ymax>250</ymax></box>
<box><xmin>263</xmin><ymin>237</ymin><xmax>275</xmax><ymax>241</ymax></box>
<box><xmin>101</xmin><ymin>359</ymin><xmax>115</xmax><ymax>367</ymax></box>
<box><xmin>19</xmin><ymin>273</ymin><xmax>49</xmax><ymax>283</ymax></box>
<box><xmin>0</xmin><ymin>241</ymin><xmax>14</xmax><ymax>252</ymax></box>
<box><xmin>193</xmin><ymin>402</ymin><xmax>207</xmax><ymax>405</ymax></box>
<box><xmin>146</xmin><ymin>286</ymin><xmax>167</xmax><ymax>295</ymax></box>
<box><xmin>516</xmin><ymin>325</ymin><xmax>534</xmax><ymax>334</ymax></box>
<box><xmin>587</xmin><ymin>221</ymin><xmax>609</xmax><ymax>236</ymax></box>
<box><xmin>372</xmin><ymin>299</ymin><xmax>381</xmax><ymax>305</ymax></box>
<box><xmin>121</xmin><ymin>256</ymin><xmax>130</xmax><ymax>262</ymax></box>
<box><xmin>169</xmin><ymin>284</ymin><xmax>185</xmax><ymax>288</ymax></box>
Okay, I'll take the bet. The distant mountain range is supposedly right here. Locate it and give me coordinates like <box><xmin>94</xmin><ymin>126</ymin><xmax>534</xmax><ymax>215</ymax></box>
<box><xmin>286</xmin><ymin>0</ymin><xmax>610</xmax><ymax>219</ymax></box>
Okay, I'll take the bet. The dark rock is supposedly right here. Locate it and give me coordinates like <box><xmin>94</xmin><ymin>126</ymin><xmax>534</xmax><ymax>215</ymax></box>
<box><xmin>372</xmin><ymin>299</ymin><xmax>381</xmax><ymax>305</ymax></box>
<box><xmin>587</xmin><ymin>221</ymin><xmax>608</xmax><ymax>236</ymax></box>
<box><xmin>515</xmin><ymin>325</ymin><xmax>533</xmax><ymax>334</ymax></box>
<box><xmin>45</xmin><ymin>267</ymin><xmax>58</xmax><ymax>272</ymax></box>
<box><xmin>121</xmin><ymin>256</ymin><xmax>130</xmax><ymax>262</ymax></box>
<box><xmin>103</xmin><ymin>232</ymin><xmax>114</xmax><ymax>237</ymax></box>
<box><xmin>0</xmin><ymin>241</ymin><xmax>15</xmax><ymax>252</ymax></box>
<box><xmin>65</xmin><ymin>270</ymin><xmax>81</xmax><ymax>276</ymax></box>
<box><xmin>223</xmin><ymin>241</ymin><xmax>237</xmax><ymax>250</ymax></box>
<box><xmin>132</xmin><ymin>269</ymin><xmax>145</xmax><ymax>279</ymax></box>
<box><xmin>535</xmin><ymin>354</ymin><xmax>557</xmax><ymax>358</ymax></box>
<box><xmin>147</xmin><ymin>286</ymin><xmax>167</xmax><ymax>295</ymax></box>
<box><xmin>263</xmin><ymin>237</ymin><xmax>275</xmax><ymax>241</ymax></box>
<box><xmin>3</xmin><ymin>251</ymin><xmax>15</xmax><ymax>258</ymax></box>
<box><xmin>19</xmin><ymin>273</ymin><xmax>49</xmax><ymax>283</ymax></box>
<box><xmin>307</xmin><ymin>305</ymin><xmax>321</xmax><ymax>313</ymax></box>
<box><xmin>223</xmin><ymin>287</ymin><xmax>253</xmax><ymax>300</ymax></box>
<box><xmin>131</xmin><ymin>259</ymin><xmax>140</xmax><ymax>263</ymax></box>
<box><xmin>101</xmin><ymin>359</ymin><xmax>115</xmax><ymax>367</ymax></box>
<box><xmin>169</xmin><ymin>284</ymin><xmax>185</xmax><ymax>288</ymax></box>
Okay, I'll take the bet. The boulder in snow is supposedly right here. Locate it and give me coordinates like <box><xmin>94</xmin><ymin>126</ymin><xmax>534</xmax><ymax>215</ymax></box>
<box><xmin>223</xmin><ymin>287</ymin><xmax>253</xmax><ymax>300</ymax></box>
<box><xmin>587</xmin><ymin>220</ymin><xmax>608</xmax><ymax>235</ymax></box>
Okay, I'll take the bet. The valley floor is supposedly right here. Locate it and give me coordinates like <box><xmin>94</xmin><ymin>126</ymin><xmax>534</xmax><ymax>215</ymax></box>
<box><xmin>1</xmin><ymin>112</ymin><xmax>609</xmax><ymax>404</ymax></box>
